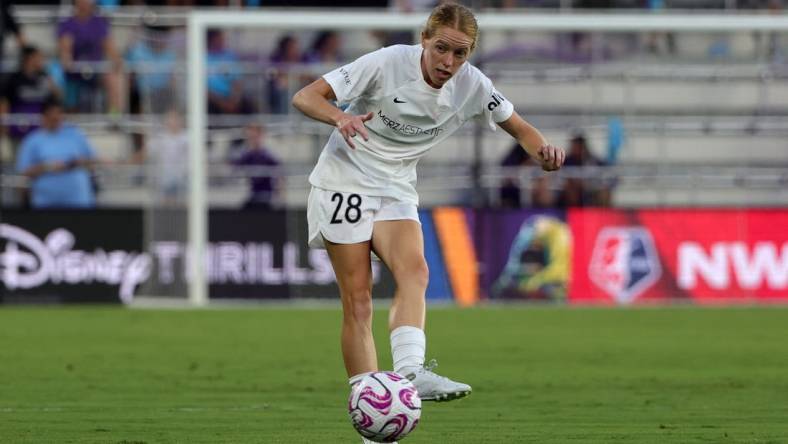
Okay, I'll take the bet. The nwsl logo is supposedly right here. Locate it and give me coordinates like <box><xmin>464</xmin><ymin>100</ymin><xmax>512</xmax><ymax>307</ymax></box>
<box><xmin>589</xmin><ymin>227</ymin><xmax>662</xmax><ymax>304</ymax></box>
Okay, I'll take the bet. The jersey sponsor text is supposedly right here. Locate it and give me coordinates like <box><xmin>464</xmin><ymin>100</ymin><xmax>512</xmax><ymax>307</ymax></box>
<box><xmin>377</xmin><ymin>109</ymin><xmax>445</xmax><ymax>138</ymax></box>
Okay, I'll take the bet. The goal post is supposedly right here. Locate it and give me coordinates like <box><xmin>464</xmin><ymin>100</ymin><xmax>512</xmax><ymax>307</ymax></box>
<box><xmin>186</xmin><ymin>10</ymin><xmax>788</xmax><ymax>306</ymax></box>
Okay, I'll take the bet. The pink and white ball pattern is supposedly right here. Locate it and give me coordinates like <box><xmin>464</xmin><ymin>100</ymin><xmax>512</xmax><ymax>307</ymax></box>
<box><xmin>348</xmin><ymin>371</ymin><xmax>422</xmax><ymax>442</ymax></box>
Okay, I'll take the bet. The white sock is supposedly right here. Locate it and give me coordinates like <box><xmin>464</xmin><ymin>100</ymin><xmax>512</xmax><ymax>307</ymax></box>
<box><xmin>349</xmin><ymin>372</ymin><xmax>373</xmax><ymax>388</ymax></box>
<box><xmin>391</xmin><ymin>326</ymin><xmax>426</xmax><ymax>376</ymax></box>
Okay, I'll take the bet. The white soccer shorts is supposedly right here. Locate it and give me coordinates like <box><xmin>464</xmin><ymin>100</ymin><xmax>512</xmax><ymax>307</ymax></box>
<box><xmin>307</xmin><ymin>187</ymin><xmax>420</xmax><ymax>249</ymax></box>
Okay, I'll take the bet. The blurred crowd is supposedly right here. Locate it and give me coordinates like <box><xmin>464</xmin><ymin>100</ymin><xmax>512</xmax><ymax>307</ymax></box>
<box><xmin>1</xmin><ymin>0</ymin><xmax>782</xmax><ymax>209</ymax></box>
<box><xmin>3</xmin><ymin>0</ymin><xmax>783</xmax><ymax>122</ymax></box>
<box><xmin>1</xmin><ymin>0</ymin><xmax>352</xmax><ymax>118</ymax></box>
<box><xmin>498</xmin><ymin>133</ymin><xmax>615</xmax><ymax>209</ymax></box>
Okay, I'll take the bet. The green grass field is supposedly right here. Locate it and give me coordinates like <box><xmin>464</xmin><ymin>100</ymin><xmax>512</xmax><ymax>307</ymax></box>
<box><xmin>1</xmin><ymin>306</ymin><xmax>787</xmax><ymax>443</ymax></box>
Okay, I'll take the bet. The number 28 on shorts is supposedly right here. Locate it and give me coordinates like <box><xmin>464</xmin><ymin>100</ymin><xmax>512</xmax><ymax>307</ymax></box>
<box><xmin>307</xmin><ymin>187</ymin><xmax>419</xmax><ymax>249</ymax></box>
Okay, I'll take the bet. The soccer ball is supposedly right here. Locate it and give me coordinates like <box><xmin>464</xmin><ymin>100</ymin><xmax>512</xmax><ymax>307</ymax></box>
<box><xmin>348</xmin><ymin>371</ymin><xmax>421</xmax><ymax>442</ymax></box>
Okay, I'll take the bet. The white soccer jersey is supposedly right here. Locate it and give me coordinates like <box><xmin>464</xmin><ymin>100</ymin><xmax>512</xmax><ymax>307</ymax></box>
<box><xmin>308</xmin><ymin>44</ymin><xmax>514</xmax><ymax>205</ymax></box>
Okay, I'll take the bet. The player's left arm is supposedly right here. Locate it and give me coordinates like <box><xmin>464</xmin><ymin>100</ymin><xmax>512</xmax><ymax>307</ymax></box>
<box><xmin>498</xmin><ymin>112</ymin><xmax>565</xmax><ymax>171</ymax></box>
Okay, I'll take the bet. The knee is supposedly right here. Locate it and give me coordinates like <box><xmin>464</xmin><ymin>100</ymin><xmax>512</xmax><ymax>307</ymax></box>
<box><xmin>395</xmin><ymin>259</ymin><xmax>429</xmax><ymax>291</ymax></box>
<box><xmin>344</xmin><ymin>288</ymin><xmax>373</xmax><ymax>325</ymax></box>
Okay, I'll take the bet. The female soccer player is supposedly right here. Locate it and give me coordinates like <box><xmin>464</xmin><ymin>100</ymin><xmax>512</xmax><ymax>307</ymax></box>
<box><xmin>293</xmin><ymin>1</ymin><xmax>565</xmax><ymax>425</ymax></box>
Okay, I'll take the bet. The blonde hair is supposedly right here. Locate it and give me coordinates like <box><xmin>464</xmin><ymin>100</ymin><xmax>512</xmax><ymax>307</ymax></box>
<box><xmin>422</xmin><ymin>3</ymin><xmax>479</xmax><ymax>52</ymax></box>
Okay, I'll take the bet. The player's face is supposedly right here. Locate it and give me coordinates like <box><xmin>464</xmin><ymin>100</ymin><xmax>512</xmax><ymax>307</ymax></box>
<box><xmin>421</xmin><ymin>27</ymin><xmax>473</xmax><ymax>88</ymax></box>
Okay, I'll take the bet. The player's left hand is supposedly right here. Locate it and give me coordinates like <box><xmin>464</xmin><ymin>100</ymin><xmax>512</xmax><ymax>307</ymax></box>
<box><xmin>538</xmin><ymin>144</ymin><xmax>565</xmax><ymax>171</ymax></box>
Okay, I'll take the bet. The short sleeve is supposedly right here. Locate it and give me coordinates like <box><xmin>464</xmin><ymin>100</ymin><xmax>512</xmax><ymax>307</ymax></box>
<box><xmin>474</xmin><ymin>73</ymin><xmax>514</xmax><ymax>131</ymax></box>
<box><xmin>322</xmin><ymin>48</ymin><xmax>387</xmax><ymax>106</ymax></box>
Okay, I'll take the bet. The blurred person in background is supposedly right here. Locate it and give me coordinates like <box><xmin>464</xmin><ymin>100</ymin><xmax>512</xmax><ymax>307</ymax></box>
<box><xmin>126</xmin><ymin>24</ymin><xmax>178</xmax><ymax>160</ymax></box>
<box><xmin>267</xmin><ymin>35</ymin><xmax>302</xmax><ymax>114</ymax></box>
<box><xmin>16</xmin><ymin>98</ymin><xmax>98</xmax><ymax>209</ymax></box>
<box><xmin>499</xmin><ymin>143</ymin><xmax>556</xmax><ymax>208</ymax></box>
<box><xmin>1</xmin><ymin>2</ymin><xmax>25</xmax><ymax>172</ymax></box>
<box><xmin>1</xmin><ymin>46</ymin><xmax>61</xmax><ymax>162</ymax></box>
<box><xmin>300</xmin><ymin>31</ymin><xmax>343</xmax><ymax>92</ymax></box>
<box><xmin>756</xmin><ymin>0</ymin><xmax>785</xmax><ymax>62</ymax></box>
<box><xmin>557</xmin><ymin>132</ymin><xmax>612</xmax><ymax>207</ymax></box>
<box><xmin>206</xmin><ymin>30</ymin><xmax>255</xmax><ymax>116</ymax></box>
<box><xmin>229</xmin><ymin>123</ymin><xmax>280</xmax><ymax>210</ymax></box>
<box><xmin>57</xmin><ymin>0</ymin><xmax>123</xmax><ymax>114</ymax></box>
<box><xmin>146</xmin><ymin>109</ymin><xmax>188</xmax><ymax>206</ymax></box>
<box><xmin>302</xmin><ymin>31</ymin><xmax>343</xmax><ymax>66</ymax></box>
<box><xmin>1</xmin><ymin>3</ymin><xmax>26</xmax><ymax>72</ymax></box>
<box><xmin>126</xmin><ymin>24</ymin><xmax>178</xmax><ymax>116</ymax></box>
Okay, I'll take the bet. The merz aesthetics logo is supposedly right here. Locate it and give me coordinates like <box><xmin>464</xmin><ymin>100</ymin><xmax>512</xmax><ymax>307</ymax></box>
<box><xmin>377</xmin><ymin>110</ymin><xmax>444</xmax><ymax>138</ymax></box>
<box><xmin>589</xmin><ymin>227</ymin><xmax>662</xmax><ymax>304</ymax></box>
<box><xmin>487</xmin><ymin>92</ymin><xmax>506</xmax><ymax>111</ymax></box>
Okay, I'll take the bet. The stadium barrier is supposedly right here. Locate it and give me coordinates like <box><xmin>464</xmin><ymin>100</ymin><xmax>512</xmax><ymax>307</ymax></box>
<box><xmin>1</xmin><ymin>208</ymin><xmax>786</xmax><ymax>305</ymax></box>
<box><xmin>0</xmin><ymin>210</ymin><xmax>393</xmax><ymax>304</ymax></box>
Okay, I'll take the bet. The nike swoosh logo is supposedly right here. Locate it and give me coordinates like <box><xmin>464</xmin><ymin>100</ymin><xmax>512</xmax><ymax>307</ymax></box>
<box><xmin>393</xmin><ymin>97</ymin><xmax>406</xmax><ymax>104</ymax></box>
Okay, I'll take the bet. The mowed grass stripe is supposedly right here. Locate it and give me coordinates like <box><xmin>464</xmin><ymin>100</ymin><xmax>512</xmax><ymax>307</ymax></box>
<box><xmin>0</xmin><ymin>306</ymin><xmax>786</xmax><ymax>443</ymax></box>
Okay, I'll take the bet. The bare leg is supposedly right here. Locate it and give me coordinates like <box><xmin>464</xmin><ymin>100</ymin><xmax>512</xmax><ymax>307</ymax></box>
<box><xmin>371</xmin><ymin>220</ymin><xmax>471</xmax><ymax>401</ymax></box>
<box><xmin>371</xmin><ymin>220</ymin><xmax>428</xmax><ymax>332</ymax></box>
<box><xmin>325</xmin><ymin>240</ymin><xmax>378</xmax><ymax>377</ymax></box>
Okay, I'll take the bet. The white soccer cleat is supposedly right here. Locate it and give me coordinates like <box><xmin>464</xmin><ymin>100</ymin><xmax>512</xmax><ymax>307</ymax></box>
<box><xmin>362</xmin><ymin>439</ymin><xmax>396</xmax><ymax>444</ymax></box>
<box><xmin>405</xmin><ymin>359</ymin><xmax>472</xmax><ymax>402</ymax></box>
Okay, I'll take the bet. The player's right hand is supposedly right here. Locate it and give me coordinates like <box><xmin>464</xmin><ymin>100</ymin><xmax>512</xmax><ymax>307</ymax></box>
<box><xmin>336</xmin><ymin>112</ymin><xmax>373</xmax><ymax>149</ymax></box>
<box><xmin>538</xmin><ymin>144</ymin><xmax>565</xmax><ymax>172</ymax></box>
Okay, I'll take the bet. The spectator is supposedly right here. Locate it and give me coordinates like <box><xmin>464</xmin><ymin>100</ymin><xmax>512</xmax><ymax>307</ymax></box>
<box><xmin>126</xmin><ymin>24</ymin><xmax>178</xmax><ymax>115</ymax></box>
<box><xmin>206</xmin><ymin>30</ymin><xmax>255</xmax><ymax>116</ymax></box>
<box><xmin>267</xmin><ymin>35</ymin><xmax>302</xmax><ymax>114</ymax></box>
<box><xmin>298</xmin><ymin>31</ymin><xmax>341</xmax><ymax>89</ymax></box>
<box><xmin>557</xmin><ymin>133</ymin><xmax>611</xmax><ymax>207</ymax></box>
<box><xmin>126</xmin><ymin>25</ymin><xmax>178</xmax><ymax>159</ymax></box>
<box><xmin>1</xmin><ymin>46</ymin><xmax>61</xmax><ymax>160</ymax></box>
<box><xmin>146</xmin><ymin>110</ymin><xmax>188</xmax><ymax>206</ymax></box>
<box><xmin>499</xmin><ymin>143</ymin><xmax>556</xmax><ymax>208</ymax></box>
<box><xmin>1</xmin><ymin>3</ymin><xmax>25</xmax><ymax>73</ymax></box>
<box><xmin>16</xmin><ymin>99</ymin><xmax>97</xmax><ymax>209</ymax></box>
<box><xmin>57</xmin><ymin>0</ymin><xmax>123</xmax><ymax>113</ymax></box>
<box><xmin>302</xmin><ymin>31</ymin><xmax>342</xmax><ymax>65</ymax></box>
<box><xmin>229</xmin><ymin>123</ymin><xmax>280</xmax><ymax>209</ymax></box>
<box><xmin>499</xmin><ymin>144</ymin><xmax>527</xmax><ymax>208</ymax></box>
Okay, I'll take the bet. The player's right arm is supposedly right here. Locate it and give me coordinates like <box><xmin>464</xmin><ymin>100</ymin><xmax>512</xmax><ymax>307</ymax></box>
<box><xmin>292</xmin><ymin>78</ymin><xmax>372</xmax><ymax>150</ymax></box>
